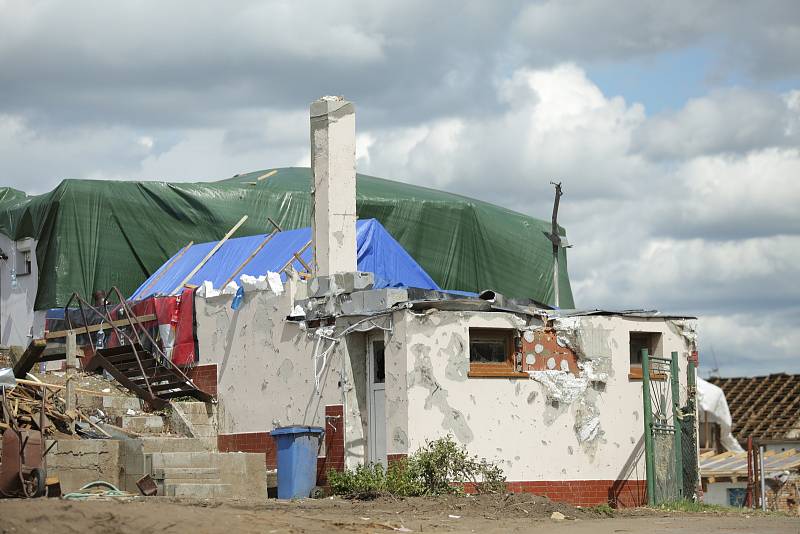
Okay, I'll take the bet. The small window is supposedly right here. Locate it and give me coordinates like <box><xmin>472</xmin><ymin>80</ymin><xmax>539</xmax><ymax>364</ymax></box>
<box><xmin>629</xmin><ymin>331</ymin><xmax>663</xmax><ymax>379</ymax></box>
<box><xmin>727</xmin><ymin>487</ymin><xmax>746</xmax><ymax>507</ymax></box>
<box><xmin>372</xmin><ymin>340</ymin><xmax>385</xmax><ymax>384</ymax></box>
<box><xmin>16</xmin><ymin>249</ymin><xmax>32</xmax><ymax>276</ymax></box>
<box><xmin>468</xmin><ymin>328</ymin><xmax>521</xmax><ymax>378</ymax></box>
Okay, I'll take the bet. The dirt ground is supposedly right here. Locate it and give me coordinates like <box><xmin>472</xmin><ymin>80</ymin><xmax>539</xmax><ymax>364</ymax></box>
<box><xmin>1</xmin><ymin>494</ymin><xmax>799</xmax><ymax>534</ymax></box>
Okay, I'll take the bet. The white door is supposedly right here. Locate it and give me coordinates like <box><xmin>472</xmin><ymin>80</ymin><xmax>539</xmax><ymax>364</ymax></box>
<box><xmin>367</xmin><ymin>336</ymin><xmax>387</xmax><ymax>468</ymax></box>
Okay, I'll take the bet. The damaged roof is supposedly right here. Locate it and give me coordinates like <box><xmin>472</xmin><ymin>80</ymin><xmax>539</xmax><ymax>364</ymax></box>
<box><xmin>709</xmin><ymin>373</ymin><xmax>800</xmax><ymax>443</ymax></box>
<box><xmin>132</xmin><ymin>219</ymin><xmax>440</xmax><ymax>299</ymax></box>
<box><xmin>0</xmin><ymin>168</ymin><xmax>573</xmax><ymax>309</ymax></box>
<box><xmin>700</xmin><ymin>448</ymin><xmax>800</xmax><ymax>477</ymax></box>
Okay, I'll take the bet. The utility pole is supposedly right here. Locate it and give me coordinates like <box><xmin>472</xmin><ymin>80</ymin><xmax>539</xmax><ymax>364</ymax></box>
<box><xmin>544</xmin><ymin>181</ymin><xmax>568</xmax><ymax>308</ymax></box>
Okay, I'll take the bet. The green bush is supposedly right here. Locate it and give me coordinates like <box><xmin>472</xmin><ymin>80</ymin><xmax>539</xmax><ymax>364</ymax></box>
<box><xmin>327</xmin><ymin>435</ymin><xmax>506</xmax><ymax>498</ymax></box>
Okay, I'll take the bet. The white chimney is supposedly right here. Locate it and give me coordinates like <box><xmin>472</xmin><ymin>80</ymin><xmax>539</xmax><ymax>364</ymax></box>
<box><xmin>310</xmin><ymin>96</ymin><xmax>357</xmax><ymax>276</ymax></box>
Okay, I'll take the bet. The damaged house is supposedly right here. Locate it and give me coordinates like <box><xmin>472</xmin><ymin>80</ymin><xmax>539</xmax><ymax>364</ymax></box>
<box><xmin>123</xmin><ymin>97</ymin><xmax>698</xmax><ymax>506</ymax></box>
<box><xmin>699</xmin><ymin>373</ymin><xmax>800</xmax><ymax>512</ymax></box>
<box><xmin>2</xmin><ymin>96</ymin><xmax>699</xmax><ymax>506</ymax></box>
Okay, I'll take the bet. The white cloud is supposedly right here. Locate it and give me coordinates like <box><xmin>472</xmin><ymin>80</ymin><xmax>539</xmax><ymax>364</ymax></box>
<box><xmin>634</xmin><ymin>89</ymin><xmax>800</xmax><ymax>159</ymax></box>
<box><xmin>0</xmin><ymin>1</ymin><xmax>798</xmax><ymax>378</ymax></box>
<box><xmin>355</xmin><ymin>64</ymin><xmax>800</xmax><ymax>376</ymax></box>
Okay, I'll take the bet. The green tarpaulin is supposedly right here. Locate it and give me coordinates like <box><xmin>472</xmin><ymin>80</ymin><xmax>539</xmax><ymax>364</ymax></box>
<box><xmin>0</xmin><ymin>167</ymin><xmax>573</xmax><ymax>309</ymax></box>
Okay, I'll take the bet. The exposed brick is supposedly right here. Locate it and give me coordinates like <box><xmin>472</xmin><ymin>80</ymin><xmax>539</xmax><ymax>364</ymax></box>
<box><xmin>183</xmin><ymin>363</ymin><xmax>218</xmax><ymax>397</ymax></box>
<box><xmin>218</xmin><ymin>431</ymin><xmax>277</xmax><ymax>469</ymax></box>
<box><xmin>462</xmin><ymin>479</ymin><xmax>647</xmax><ymax>508</ymax></box>
<box><xmin>387</xmin><ymin>454</ymin><xmax>408</xmax><ymax>465</ymax></box>
<box><xmin>322</xmin><ymin>404</ymin><xmax>345</xmax><ymax>484</ymax></box>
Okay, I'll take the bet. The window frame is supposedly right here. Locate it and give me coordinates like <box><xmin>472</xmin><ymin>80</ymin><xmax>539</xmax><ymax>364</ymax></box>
<box><xmin>628</xmin><ymin>331</ymin><xmax>666</xmax><ymax>380</ymax></box>
<box><xmin>467</xmin><ymin>328</ymin><xmax>526</xmax><ymax>378</ymax></box>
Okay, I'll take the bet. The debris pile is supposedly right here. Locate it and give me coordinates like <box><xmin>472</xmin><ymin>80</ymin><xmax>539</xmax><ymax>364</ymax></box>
<box><xmin>0</xmin><ymin>372</ymin><xmax>115</xmax><ymax>439</ymax></box>
<box><xmin>1</xmin><ymin>381</ymin><xmax>75</xmax><ymax>437</ymax></box>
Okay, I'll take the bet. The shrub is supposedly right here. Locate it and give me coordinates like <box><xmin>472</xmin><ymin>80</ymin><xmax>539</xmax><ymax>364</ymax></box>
<box><xmin>327</xmin><ymin>435</ymin><xmax>505</xmax><ymax>497</ymax></box>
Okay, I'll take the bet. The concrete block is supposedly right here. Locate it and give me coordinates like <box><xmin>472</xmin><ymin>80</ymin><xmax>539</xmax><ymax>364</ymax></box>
<box><xmin>47</xmin><ymin>439</ymin><xmax>120</xmax><ymax>492</ymax></box>
<box><xmin>217</xmin><ymin>452</ymin><xmax>268</xmax><ymax>500</ymax></box>
<box><xmin>102</xmin><ymin>395</ymin><xmax>143</xmax><ymax>414</ymax></box>
<box><xmin>338</xmin><ymin>288</ymin><xmax>408</xmax><ymax>315</ymax></box>
<box><xmin>149</xmin><ymin>451</ymin><xmax>220</xmax><ymax>469</ymax></box>
<box><xmin>152</xmin><ymin>467</ymin><xmax>220</xmax><ymax>480</ymax></box>
<box><xmin>140</xmin><ymin>437</ymin><xmax>212</xmax><ymax>453</ymax></box>
<box><xmin>173</xmin><ymin>402</ymin><xmax>215</xmax><ymax>416</ymax></box>
<box><xmin>118</xmin><ymin>415</ymin><xmax>165</xmax><ymax>434</ymax></box>
<box><xmin>308</xmin><ymin>272</ymin><xmax>374</xmax><ymax>298</ymax></box>
<box><xmin>165</xmin><ymin>483</ymin><xmax>231</xmax><ymax>498</ymax></box>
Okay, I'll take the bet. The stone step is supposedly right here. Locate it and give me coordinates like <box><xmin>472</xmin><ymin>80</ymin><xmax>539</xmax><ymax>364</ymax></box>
<box><xmin>184</xmin><ymin>412</ymin><xmax>216</xmax><ymax>425</ymax></box>
<box><xmin>118</xmin><ymin>415</ymin><xmax>165</xmax><ymax>434</ymax></box>
<box><xmin>102</xmin><ymin>395</ymin><xmax>143</xmax><ymax>415</ymax></box>
<box><xmin>165</xmin><ymin>483</ymin><xmax>231</xmax><ymax>498</ymax></box>
<box><xmin>189</xmin><ymin>424</ymin><xmax>217</xmax><ymax>438</ymax></box>
<box><xmin>172</xmin><ymin>402</ymin><xmax>215</xmax><ymax>416</ymax></box>
<box><xmin>149</xmin><ymin>451</ymin><xmax>221</xmax><ymax>469</ymax></box>
<box><xmin>140</xmin><ymin>437</ymin><xmax>215</xmax><ymax>454</ymax></box>
<box><xmin>152</xmin><ymin>467</ymin><xmax>220</xmax><ymax>480</ymax></box>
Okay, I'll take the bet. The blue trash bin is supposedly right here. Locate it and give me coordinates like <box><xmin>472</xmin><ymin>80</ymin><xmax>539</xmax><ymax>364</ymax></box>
<box><xmin>271</xmin><ymin>425</ymin><xmax>325</xmax><ymax>499</ymax></box>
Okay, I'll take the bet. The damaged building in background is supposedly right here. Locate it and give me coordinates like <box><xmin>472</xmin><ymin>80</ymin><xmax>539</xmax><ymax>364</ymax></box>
<box><xmin>1</xmin><ymin>96</ymin><xmax>700</xmax><ymax>507</ymax></box>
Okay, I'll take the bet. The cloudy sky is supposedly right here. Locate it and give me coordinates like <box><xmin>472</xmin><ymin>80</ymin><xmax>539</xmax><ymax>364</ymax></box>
<box><xmin>1</xmin><ymin>1</ymin><xmax>798</xmax><ymax>377</ymax></box>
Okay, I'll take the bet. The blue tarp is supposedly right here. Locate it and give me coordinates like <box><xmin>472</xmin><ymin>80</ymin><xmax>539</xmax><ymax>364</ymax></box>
<box><xmin>130</xmin><ymin>219</ymin><xmax>440</xmax><ymax>300</ymax></box>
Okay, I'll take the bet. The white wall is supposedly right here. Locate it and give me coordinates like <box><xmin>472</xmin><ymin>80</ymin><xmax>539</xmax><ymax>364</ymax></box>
<box><xmin>397</xmin><ymin>311</ymin><xmax>694</xmax><ymax>482</ymax></box>
<box><xmin>704</xmin><ymin>481</ymin><xmax>747</xmax><ymax>507</ymax></box>
<box><xmin>0</xmin><ymin>233</ymin><xmax>38</xmax><ymax>347</ymax></box>
<box><xmin>194</xmin><ymin>280</ymin><xmax>375</xmax><ymax>466</ymax></box>
<box><xmin>193</xmin><ymin>283</ymin><xmax>697</xmax><ymax>482</ymax></box>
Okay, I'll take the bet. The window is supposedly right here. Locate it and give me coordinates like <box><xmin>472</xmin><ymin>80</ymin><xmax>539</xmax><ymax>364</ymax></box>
<box><xmin>727</xmin><ymin>487</ymin><xmax>746</xmax><ymax>507</ymax></box>
<box><xmin>468</xmin><ymin>328</ymin><xmax>523</xmax><ymax>378</ymax></box>
<box><xmin>16</xmin><ymin>249</ymin><xmax>31</xmax><ymax>276</ymax></box>
<box><xmin>629</xmin><ymin>331</ymin><xmax>663</xmax><ymax>379</ymax></box>
<box><xmin>372</xmin><ymin>340</ymin><xmax>385</xmax><ymax>384</ymax></box>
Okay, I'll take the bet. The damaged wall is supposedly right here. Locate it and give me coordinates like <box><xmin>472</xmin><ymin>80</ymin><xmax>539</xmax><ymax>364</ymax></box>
<box><xmin>46</xmin><ymin>439</ymin><xmax>121</xmax><ymax>492</ymax></box>
<box><xmin>0</xmin><ymin>233</ymin><xmax>41</xmax><ymax>347</ymax></box>
<box><xmin>193</xmin><ymin>278</ymin><xmax>371</xmax><ymax>467</ymax></box>
<box><xmin>397</xmin><ymin>310</ymin><xmax>693</xmax><ymax>483</ymax></box>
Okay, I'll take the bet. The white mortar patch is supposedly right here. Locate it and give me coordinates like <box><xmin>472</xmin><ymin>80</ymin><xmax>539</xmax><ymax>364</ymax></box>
<box><xmin>523</xmin><ymin>331</ymin><xmax>535</xmax><ymax>343</ymax></box>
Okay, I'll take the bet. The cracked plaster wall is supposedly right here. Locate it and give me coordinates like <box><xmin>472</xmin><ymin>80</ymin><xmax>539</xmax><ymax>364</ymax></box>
<box><xmin>193</xmin><ymin>280</ymin><xmax>367</xmax><ymax>464</ymax></box>
<box><xmin>398</xmin><ymin>310</ymin><xmax>694</xmax><ymax>482</ymax></box>
<box><xmin>0</xmin><ymin>234</ymin><xmax>42</xmax><ymax>347</ymax></box>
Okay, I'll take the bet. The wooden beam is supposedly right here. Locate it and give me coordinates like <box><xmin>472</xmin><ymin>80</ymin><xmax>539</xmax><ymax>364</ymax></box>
<box><xmin>135</xmin><ymin>241</ymin><xmax>193</xmax><ymax>298</ymax></box>
<box><xmin>65</xmin><ymin>331</ymin><xmax>77</xmax><ymax>433</ymax></box>
<box><xmin>13</xmin><ymin>339</ymin><xmax>47</xmax><ymax>378</ymax></box>
<box><xmin>257</xmin><ymin>170</ymin><xmax>277</xmax><ymax>181</ymax></box>
<box><xmin>219</xmin><ymin>229</ymin><xmax>278</xmax><ymax>289</ymax></box>
<box><xmin>45</xmin><ymin>314</ymin><xmax>157</xmax><ymax>340</ymax></box>
<box><xmin>171</xmin><ymin>215</ymin><xmax>248</xmax><ymax>295</ymax></box>
<box><xmin>15</xmin><ymin>378</ymin><xmax>125</xmax><ymax>398</ymax></box>
<box><xmin>279</xmin><ymin>240</ymin><xmax>312</xmax><ymax>274</ymax></box>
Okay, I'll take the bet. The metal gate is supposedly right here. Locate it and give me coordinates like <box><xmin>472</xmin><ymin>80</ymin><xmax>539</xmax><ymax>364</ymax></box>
<box><xmin>681</xmin><ymin>353</ymin><xmax>699</xmax><ymax>501</ymax></box>
<box><xmin>642</xmin><ymin>350</ymin><xmax>684</xmax><ymax>505</ymax></box>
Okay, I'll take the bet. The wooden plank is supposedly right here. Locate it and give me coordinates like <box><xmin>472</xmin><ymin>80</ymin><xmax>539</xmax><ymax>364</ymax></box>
<box><xmin>12</xmin><ymin>338</ymin><xmax>47</xmax><ymax>378</ymax></box>
<box><xmin>14</xmin><ymin>378</ymin><xmax>125</xmax><ymax>397</ymax></box>
<box><xmin>65</xmin><ymin>331</ymin><xmax>77</xmax><ymax>433</ymax></box>
<box><xmin>219</xmin><ymin>229</ymin><xmax>279</xmax><ymax>289</ymax></box>
<box><xmin>135</xmin><ymin>241</ymin><xmax>193</xmax><ymax>298</ymax></box>
<box><xmin>45</xmin><ymin>314</ymin><xmax>157</xmax><ymax>340</ymax></box>
<box><xmin>257</xmin><ymin>170</ymin><xmax>277</xmax><ymax>181</ymax></box>
<box><xmin>170</xmin><ymin>215</ymin><xmax>248</xmax><ymax>295</ymax></box>
<box><xmin>279</xmin><ymin>240</ymin><xmax>312</xmax><ymax>274</ymax></box>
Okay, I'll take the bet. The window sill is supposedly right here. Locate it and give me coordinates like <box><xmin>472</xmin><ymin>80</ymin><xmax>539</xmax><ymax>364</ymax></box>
<box><xmin>468</xmin><ymin>370</ymin><xmax>529</xmax><ymax>379</ymax></box>
<box><xmin>628</xmin><ymin>367</ymin><xmax>667</xmax><ymax>381</ymax></box>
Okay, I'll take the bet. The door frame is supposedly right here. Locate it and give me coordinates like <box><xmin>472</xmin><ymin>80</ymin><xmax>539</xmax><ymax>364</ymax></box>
<box><xmin>366</xmin><ymin>333</ymin><xmax>387</xmax><ymax>467</ymax></box>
